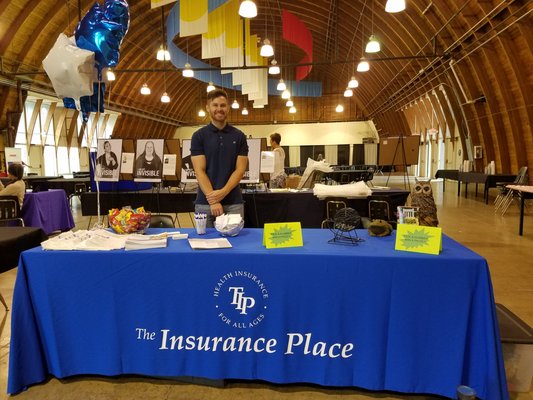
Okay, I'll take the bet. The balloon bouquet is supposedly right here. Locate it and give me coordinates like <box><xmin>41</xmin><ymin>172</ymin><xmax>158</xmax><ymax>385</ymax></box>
<box><xmin>43</xmin><ymin>0</ymin><xmax>130</xmax><ymax>229</ymax></box>
<box><xmin>43</xmin><ymin>0</ymin><xmax>130</xmax><ymax>120</ymax></box>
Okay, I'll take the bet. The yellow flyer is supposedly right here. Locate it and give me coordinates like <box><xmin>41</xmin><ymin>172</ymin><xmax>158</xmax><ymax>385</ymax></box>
<box><xmin>395</xmin><ymin>224</ymin><xmax>442</xmax><ymax>255</ymax></box>
<box><xmin>263</xmin><ymin>222</ymin><xmax>303</xmax><ymax>249</ymax></box>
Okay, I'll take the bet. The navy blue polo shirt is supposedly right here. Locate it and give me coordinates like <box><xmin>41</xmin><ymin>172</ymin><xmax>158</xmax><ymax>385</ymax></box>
<box><xmin>190</xmin><ymin>123</ymin><xmax>249</xmax><ymax>205</ymax></box>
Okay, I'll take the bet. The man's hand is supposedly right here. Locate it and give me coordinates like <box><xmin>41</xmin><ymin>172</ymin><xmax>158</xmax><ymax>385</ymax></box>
<box><xmin>210</xmin><ymin>202</ymin><xmax>224</xmax><ymax>217</ymax></box>
<box><xmin>206</xmin><ymin>189</ymin><xmax>226</xmax><ymax>205</ymax></box>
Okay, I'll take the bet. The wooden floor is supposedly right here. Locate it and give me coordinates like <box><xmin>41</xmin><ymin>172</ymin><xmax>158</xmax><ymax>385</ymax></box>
<box><xmin>1</xmin><ymin>179</ymin><xmax>532</xmax><ymax>400</ymax></box>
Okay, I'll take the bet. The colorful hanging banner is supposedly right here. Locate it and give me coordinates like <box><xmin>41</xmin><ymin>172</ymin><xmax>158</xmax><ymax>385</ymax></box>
<box><xmin>151</xmin><ymin>0</ymin><xmax>177</xmax><ymax>9</ymax></box>
<box><xmin>180</xmin><ymin>0</ymin><xmax>208</xmax><ymax>37</ymax></box>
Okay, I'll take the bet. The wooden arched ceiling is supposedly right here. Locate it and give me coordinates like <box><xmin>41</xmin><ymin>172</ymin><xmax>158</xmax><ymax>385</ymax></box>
<box><xmin>0</xmin><ymin>0</ymin><xmax>532</xmax><ymax>173</ymax></box>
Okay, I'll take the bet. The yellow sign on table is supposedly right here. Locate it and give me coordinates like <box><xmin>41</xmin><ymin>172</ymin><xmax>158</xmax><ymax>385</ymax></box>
<box><xmin>263</xmin><ymin>222</ymin><xmax>303</xmax><ymax>249</ymax></box>
<box><xmin>395</xmin><ymin>224</ymin><xmax>442</xmax><ymax>255</ymax></box>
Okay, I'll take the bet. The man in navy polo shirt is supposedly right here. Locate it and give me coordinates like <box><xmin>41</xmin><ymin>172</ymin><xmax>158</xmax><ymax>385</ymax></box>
<box><xmin>191</xmin><ymin>89</ymin><xmax>249</xmax><ymax>227</ymax></box>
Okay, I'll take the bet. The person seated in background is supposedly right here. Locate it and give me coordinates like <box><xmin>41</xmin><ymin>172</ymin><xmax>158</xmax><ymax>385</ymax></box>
<box><xmin>0</xmin><ymin>163</ymin><xmax>26</xmax><ymax>206</ymax></box>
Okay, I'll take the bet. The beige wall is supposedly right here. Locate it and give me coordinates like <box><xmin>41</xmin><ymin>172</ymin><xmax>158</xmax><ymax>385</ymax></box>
<box><xmin>174</xmin><ymin>121</ymin><xmax>378</xmax><ymax>146</ymax></box>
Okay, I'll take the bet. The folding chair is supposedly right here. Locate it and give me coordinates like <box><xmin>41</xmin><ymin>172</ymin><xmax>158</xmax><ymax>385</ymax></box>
<box><xmin>321</xmin><ymin>198</ymin><xmax>347</xmax><ymax>228</ymax></box>
<box><xmin>495</xmin><ymin>167</ymin><xmax>528</xmax><ymax>214</ymax></box>
<box><xmin>0</xmin><ymin>197</ymin><xmax>24</xmax><ymax>227</ymax></box>
<box><xmin>69</xmin><ymin>182</ymin><xmax>87</xmax><ymax>209</ymax></box>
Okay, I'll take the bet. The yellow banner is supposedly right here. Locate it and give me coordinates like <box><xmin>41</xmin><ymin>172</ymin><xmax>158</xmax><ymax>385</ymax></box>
<box><xmin>395</xmin><ymin>224</ymin><xmax>442</xmax><ymax>255</ymax></box>
<box><xmin>263</xmin><ymin>222</ymin><xmax>303</xmax><ymax>249</ymax></box>
<box><xmin>151</xmin><ymin>0</ymin><xmax>177</xmax><ymax>9</ymax></box>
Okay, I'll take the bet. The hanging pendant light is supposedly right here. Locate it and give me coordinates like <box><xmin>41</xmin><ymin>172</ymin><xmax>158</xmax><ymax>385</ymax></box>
<box><xmin>344</xmin><ymin>88</ymin><xmax>353</xmax><ymax>97</ymax></box>
<box><xmin>106</xmin><ymin>69</ymin><xmax>116</xmax><ymax>81</ymax></box>
<box><xmin>156</xmin><ymin>45</ymin><xmax>171</xmax><ymax>61</ymax></box>
<box><xmin>140</xmin><ymin>83</ymin><xmax>151</xmax><ymax>95</ymax></box>
<box><xmin>260</xmin><ymin>39</ymin><xmax>274</xmax><ymax>57</ymax></box>
<box><xmin>241</xmin><ymin>107</ymin><xmax>249</xmax><ymax>115</ymax></box>
<box><xmin>231</xmin><ymin>99</ymin><xmax>240</xmax><ymax>109</ymax></box>
<box><xmin>182</xmin><ymin>63</ymin><xmax>194</xmax><ymax>78</ymax></box>
<box><xmin>238</xmin><ymin>0</ymin><xmax>257</xmax><ymax>18</ymax></box>
<box><xmin>206</xmin><ymin>82</ymin><xmax>216</xmax><ymax>92</ymax></box>
<box><xmin>286</xmin><ymin>99</ymin><xmax>294</xmax><ymax>107</ymax></box>
<box><xmin>276</xmin><ymin>79</ymin><xmax>286</xmax><ymax>91</ymax></box>
<box><xmin>198</xmin><ymin>109</ymin><xmax>206</xmax><ymax>117</ymax></box>
<box><xmin>357</xmin><ymin>58</ymin><xmax>370</xmax><ymax>72</ymax></box>
<box><xmin>161</xmin><ymin>92</ymin><xmax>170</xmax><ymax>103</ymax></box>
<box><xmin>289</xmin><ymin>106</ymin><xmax>296</xmax><ymax>114</ymax></box>
<box><xmin>335</xmin><ymin>104</ymin><xmax>344</xmax><ymax>113</ymax></box>
<box><xmin>348</xmin><ymin>76</ymin><xmax>359</xmax><ymax>88</ymax></box>
<box><xmin>365</xmin><ymin>35</ymin><xmax>381</xmax><ymax>53</ymax></box>
<box><xmin>385</xmin><ymin>0</ymin><xmax>406</xmax><ymax>13</ymax></box>
<box><xmin>268</xmin><ymin>59</ymin><xmax>280</xmax><ymax>75</ymax></box>
<box><xmin>281</xmin><ymin>89</ymin><xmax>291</xmax><ymax>99</ymax></box>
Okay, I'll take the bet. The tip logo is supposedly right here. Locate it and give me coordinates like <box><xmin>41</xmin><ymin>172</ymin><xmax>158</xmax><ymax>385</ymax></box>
<box><xmin>214</xmin><ymin>270</ymin><xmax>269</xmax><ymax>329</ymax></box>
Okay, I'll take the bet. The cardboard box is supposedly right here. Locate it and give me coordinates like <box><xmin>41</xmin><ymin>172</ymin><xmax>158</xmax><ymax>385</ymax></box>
<box><xmin>285</xmin><ymin>175</ymin><xmax>301</xmax><ymax>189</ymax></box>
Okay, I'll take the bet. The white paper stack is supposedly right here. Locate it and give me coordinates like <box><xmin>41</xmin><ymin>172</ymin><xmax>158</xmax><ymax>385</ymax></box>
<box><xmin>188</xmin><ymin>238</ymin><xmax>232</xmax><ymax>249</ymax></box>
<box><xmin>124</xmin><ymin>234</ymin><xmax>168</xmax><ymax>251</ymax></box>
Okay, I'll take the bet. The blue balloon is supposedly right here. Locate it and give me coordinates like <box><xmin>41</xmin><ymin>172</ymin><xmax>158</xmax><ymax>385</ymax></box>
<box><xmin>64</xmin><ymin>82</ymin><xmax>106</xmax><ymax>122</ymax></box>
<box><xmin>75</xmin><ymin>1</ymin><xmax>129</xmax><ymax>69</ymax></box>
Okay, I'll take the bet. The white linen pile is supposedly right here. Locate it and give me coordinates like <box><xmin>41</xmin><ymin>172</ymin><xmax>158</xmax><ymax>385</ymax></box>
<box><xmin>313</xmin><ymin>181</ymin><xmax>372</xmax><ymax>199</ymax></box>
<box><xmin>41</xmin><ymin>230</ymin><xmax>169</xmax><ymax>251</ymax></box>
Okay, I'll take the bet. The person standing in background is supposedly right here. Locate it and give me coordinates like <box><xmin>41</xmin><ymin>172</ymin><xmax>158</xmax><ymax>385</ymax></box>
<box><xmin>269</xmin><ymin>133</ymin><xmax>286</xmax><ymax>188</ymax></box>
<box><xmin>190</xmin><ymin>89</ymin><xmax>249</xmax><ymax>227</ymax></box>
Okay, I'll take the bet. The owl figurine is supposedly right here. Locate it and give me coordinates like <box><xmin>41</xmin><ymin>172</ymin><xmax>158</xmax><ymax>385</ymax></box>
<box><xmin>405</xmin><ymin>179</ymin><xmax>439</xmax><ymax>227</ymax></box>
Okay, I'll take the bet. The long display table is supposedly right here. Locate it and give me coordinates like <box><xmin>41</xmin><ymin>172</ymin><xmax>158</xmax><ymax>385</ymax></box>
<box><xmin>80</xmin><ymin>190</ymin><xmax>410</xmax><ymax>228</ymax></box>
<box><xmin>457</xmin><ymin>172</ymin><xmax>516</xmax><ymax>204</ymax></box>
<box><xmin>9</xmin><ymin>228</ymin><xmax>507</xmax><ymax>399</ymax></box>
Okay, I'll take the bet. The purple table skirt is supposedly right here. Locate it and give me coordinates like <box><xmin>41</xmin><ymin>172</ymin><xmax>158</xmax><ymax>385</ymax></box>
<box><xmin>21</xmin><ymin>189</ymin><xmax>75</xmax><ymax>234</ymax></box>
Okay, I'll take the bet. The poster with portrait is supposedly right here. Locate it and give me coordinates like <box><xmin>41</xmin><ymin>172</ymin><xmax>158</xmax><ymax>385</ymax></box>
<box><xmin>95</xmin><ymin>139</ymin><xmax>122</xmax><ymax>182</ymax></box>
<box><xmin>134</xmin><ymin>139</ymin><xmax>164</xmax><ymax>182</ymax></box>
<box><xmin>180</xmin><ymin>138</ymin><xmax>261</xmax><ymax>183</ymax></box>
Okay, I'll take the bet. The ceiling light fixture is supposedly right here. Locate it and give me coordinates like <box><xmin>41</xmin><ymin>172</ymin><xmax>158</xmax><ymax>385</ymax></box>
<box><xmin>106</xmin><ymin>69</ymin><xmax>116</xmax><ymax>81</ymax></box>
<box><xmin>231</xmin><ymin>99</ymin><xmax>240</xmax><ymax>109</ymax></box>
<box><xmin>161</xmin><ymin>92</ymin><xmax>170</xmax><ymax>103</ymax></box>
<box><xmin>366</xmin><ymin>1</ymin><xmax>380</xmax><ymax>53</ymax></box>
<box><xmin>286</xmin><ymin>99</ymin><xmax>294</xmax><ymax>107</ymax></box>
<box><xmin>198</xmin><ymin>109</ymin><xmax>206</xmax><ymax>117</ymax></box>
<box><xmin>156</xmin><ymin>8</ymin><xmax>171</xmax><ymax>61</ymax></box>
<box><xmin>348</xmin><ymin>76</ymin><xmax>359</xmax><ymax>88</ymax></box>
<box><xmin>183</xmin><ymin>62</ymin><xmax>194</xmax><ymax>78</ymax></box>
<box><xmin>276</xmin><ymin>79</ymin><xmax>286</xmax><ymax>91</ymax></box>
<box><xmin>385</xmin><ymin>0</ymin><xmax>406</xmax><ymax>13</ymax></box>
<box><xmin>289</xmin><ymin>106</ymin><xmax>296</xmax><ymax>114</ymax></box>
<box><xmin>335</xmin><ymin>104</ymin><xmax>344</xmax><ymax>113</ymax></box>
<box><xmin>156</xmin><ymin>45</ymin><xmax>171</xmax><ymax>61</ymax></box>
<box><xmin>268</xmin><ymin>59</ymin><xmax>280</xmax><ymax>75</ymax></box>
<box><xmin>281</xmin><ymin>89</ymin><xmax>291</xmax><ymax>99</ymax></box>
<box><xmin>242</xmin><ymin>107</ymin><xmax>249</xmax><ymax>115</ymax></box>
<box><xmin>260</xmin><ymin>38</ymin><xmax>274</xmax><ymax>57</ymax></box>
<box><xmin>344</xmin><ymin>88</ymin><xmax>353</xmax><ymax>97</ymax></box>
<box><xmin>238</xmin><ymin>0</ymin><xmax>257</xmax><ymax>18</ymax></box>
<box><xmin>207</xmin><ymin>82</ymin><xmax>216</xmax><ymax>92</ymax></box>
<box><xmin>140</xmin><ymin>83</ymin><xmax>151</xmax><ymax>95</ymax></box>
<box><xmin>365</xmin><ymin>35</ymin><xmax>380</xmax><ymax>53</ymax></box>
<box><xmin>357</xmin><ymin>58</ymin><xmax>370</xmax><ymax>72</ymax></box>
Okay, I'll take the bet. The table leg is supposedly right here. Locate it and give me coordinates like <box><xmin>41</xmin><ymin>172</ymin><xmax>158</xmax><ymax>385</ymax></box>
<box><xmin>519</xmin><ymin>193</ymin><xmax>525</xmax><ymax>236</ymax></box>
<box><xmin>457</xmin><ymin>180</ymin><xmax>461</xmax><ymax>197</ymax></box>
<box><xmin>485</xmin><ymin>186</ymin><xmax>489</xmax><ymax>204</ymax></box>
<box><xmin>443</xmin><ymin>179</ymin><xmax>446</xmax><ymax>192</ymax></box>
<box><xmin>465</xmin><ymin>183</ymin><xmax>468</xmax><ymax>198</ymax></box>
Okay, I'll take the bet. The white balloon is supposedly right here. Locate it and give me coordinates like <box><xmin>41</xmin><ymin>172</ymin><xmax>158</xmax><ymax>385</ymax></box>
<box><xmin>42</xmin><ymin>34</ymin><xmax>95</xmax><ymax>106</ymax></box>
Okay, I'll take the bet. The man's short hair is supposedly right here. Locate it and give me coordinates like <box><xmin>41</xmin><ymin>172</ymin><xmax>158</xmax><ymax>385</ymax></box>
<box><xmin>270</xmin><ymin>133</ymin><xmax>281</xmax><ymax>144</ymax></box>
<box><xmin>8</xmin><ymin>163</ymin><xmax>24</xmax><ymax>180</ymax></box>
<box><xmin>207</xmin><ymin>89</ymin><xmax>228</xmax><ymax>102</ymax></box>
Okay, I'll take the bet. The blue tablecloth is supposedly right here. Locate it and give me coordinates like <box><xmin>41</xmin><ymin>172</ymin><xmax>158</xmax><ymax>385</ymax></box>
<box><xmin>8</xmin><ymin>229</ymin><xmax>508</xmax><ymax>399</ymax></box>
<box><xmin>21</xmin><ymin>189</ymin><xmax>75</xmax><ymax>234</ymax></box>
